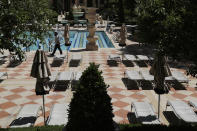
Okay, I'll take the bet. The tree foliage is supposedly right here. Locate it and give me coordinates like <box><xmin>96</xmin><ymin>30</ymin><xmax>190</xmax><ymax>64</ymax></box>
<box><xmin>136</xmin><ymin>0</ymin><xmax>197</xmax><ymax>76</ymax></box>
<box><xmin>66</xmin><ymin>63</ymin><xmax>114</xmax><ymax>131</ymax></box>
<box><xmin>0</xmin><ymin>0</ymin><xmax>57</xmax><ymax>59</ymax></box>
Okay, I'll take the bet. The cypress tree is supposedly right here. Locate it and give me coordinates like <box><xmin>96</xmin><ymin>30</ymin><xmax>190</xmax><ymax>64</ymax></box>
<box><xmin>66</xmin><ymin>63</ymin><xmax>114</xmax><ymax>131</ymax></box>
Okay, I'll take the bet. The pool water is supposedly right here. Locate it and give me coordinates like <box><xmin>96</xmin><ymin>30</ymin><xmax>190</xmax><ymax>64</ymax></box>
<box><xmin>25</xmin><ymin>31</ymin><xmax>114</xmax><ymax>51</ymax></box>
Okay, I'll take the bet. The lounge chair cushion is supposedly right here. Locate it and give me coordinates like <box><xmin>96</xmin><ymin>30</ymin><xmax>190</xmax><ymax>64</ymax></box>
<box><xmin>54</xmin><ymin>55</ymin><xmax>66</xmax><ymax>60</ymax></box>
<box><xmin>124</xmin><ymin>54</ymin><xmax>137</xmax><ymax>61</ymax></box>
<box><xmin>108</xmin><ymin>54</ymin><xmax>121</xmax><ymax>61</ymax></box>
<box><xmin>172</xmin><ymin>71</ymin><xmax>189</xmax><ymax>83</ymax></box>
<box><xmin>167</xmin><ymin>100</ymin><xmax>197</xmax><ymax>123</ymax></box>
<box><xmin>47</xmin><ymin>103</ymin><xmax>69</xmax><ymax>125</ymax></box>
<box><xmin>132</xmin><ymin>102</ymin><xmax>160</xmax><ymax>124</ymax></box>
<box><xmin>140</xmin><ymin>70</ymin><xmax>154</xmax><ymax>81</ymax></box>
<box><xmin>57</xmin><ymin>71</ymin><xmax>73</xmax><ymax>81</ymax></box>
<box><xmin>136</xmin><ymin>55</ymin><xmax>149</xmax><ymax>61</ymax></box>
<box><xmin>0</xmin><ymin>72</ymin><xmax>7</xmax><ymax>78</ymax></box>
<box><xmin>71</xmin><ymin>54</ymin><xmax>82</xmax><ymax>61</ymax></box>
<box><xmin>125</xmin><ymin>70</ymin><xmax>143</xmax><ymax>80</ymax></box>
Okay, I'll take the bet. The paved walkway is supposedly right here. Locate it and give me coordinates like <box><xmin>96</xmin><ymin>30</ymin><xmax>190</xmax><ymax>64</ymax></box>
<box><xmin>0</xmin><ymin>40</ymin><xmax>197</xmax><ymax>128</ymax></box>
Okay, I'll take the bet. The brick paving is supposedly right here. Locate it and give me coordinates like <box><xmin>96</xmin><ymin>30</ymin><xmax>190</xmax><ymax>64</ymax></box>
<box><xmin>0</xmin><ymin>37</ymin><xmax>197</xmax><ymax>128</ymax></box>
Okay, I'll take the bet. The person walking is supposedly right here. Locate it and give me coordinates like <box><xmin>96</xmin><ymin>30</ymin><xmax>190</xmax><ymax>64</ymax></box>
<box><xmin>51</xmin><ymin>32</ymin><xmax>62</xmax><ymax>56</ymax></box>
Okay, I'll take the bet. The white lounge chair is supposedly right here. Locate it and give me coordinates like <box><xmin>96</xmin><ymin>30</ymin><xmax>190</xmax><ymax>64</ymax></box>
<box><xmin>10</xmin><ymin>104</ymin><xmax>41</xmax><ymax>128</ymax></box>
<box><xmin>125</xmin><ymin>70</ymin><xmax>143</xmax><ymax>81</ymax></box>
<box><xmin>47</xmin><ymin>103</ymin><xmax>69</xmax><ymax>125</ymax></box>
<box><xmin>124</xmin><ymin>70</ymin><xmax>143</xmax><ymax>89</ymax></box>
<box><xmin>140</xmin><ymin>70</ymin><xmax>154</xmax><ymax>81</ymax></box>
<box><xmin>166</xmin><ymin>100</ymin><xmax>197</xmax><ymax>123</ymax></box>
<box><xmin>52</xmin><ymin>54</ymin><xmax>66</xmax><ymax>66</ymax></box>
<box><xmin>136</xmin><ymin>55</ymin><xmax>149</xmax><ymax>61</ymax></box>
<box><xmin>57</xmin><ymin>71</ymin><xmax>73</xmax><ymax>81</ymax></box>
<box><xmin>0</xmin><ymin>72</ymin><xmax>8</xmax><ymax>79</ymax></box>
<box><xmin>123</xmin><ymin>54</ymin><xmax>137</xmax><ymax>61</ymax></box>
<box><xmin>70</xmin><ymin>54</ymin><xmax>82</xmax><ymax>66</ymax></box>
<box><xmin>55</xmin><ymin>71</ymin><xmax>74</xmax><ymax>90</ymax></box>
<box><xmin>189</xmin><ymin>100</ymin><xmax>197</xmax><ymax>110</ymax></box>
<box><xmin>131</xmin><ymin>102</ymin><xmax>160</xmax><ymax>124</ymax></box>
<box><xmin>171</xmin><ymin>71</ymin><xmax>189</xmax><ymax>83</ymax></box>
<box><xmin>107</xmin><ymin>54</ymin><xmax>121</xmax><ymax>66</ymax></box>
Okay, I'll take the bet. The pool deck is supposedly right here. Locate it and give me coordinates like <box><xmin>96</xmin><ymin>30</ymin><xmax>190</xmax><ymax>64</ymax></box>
<box><xmin>0</xmin><ymin>32</ymin><xmax>197</xmax><ymax>128</ymax></box>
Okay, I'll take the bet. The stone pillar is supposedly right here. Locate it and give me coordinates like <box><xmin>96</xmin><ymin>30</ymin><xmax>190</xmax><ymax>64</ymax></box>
<box><xmin>98</xmin><ymin>0</ymin><xmax>100</xmax><ymax>8</ymax></box>
<box><xmin>85</xmin><ymin>8</ymin><xmax>98</xmax><ymax>51</ymax></box>
<box><xmin>93</xmin><ymin>0</ymin><xmax>96</xmax><ymax>7</ymax></box>
<box><xmin>84</xmin><ymin>0</ymin><xmax>87</xmax><ymax>7</ymax></box>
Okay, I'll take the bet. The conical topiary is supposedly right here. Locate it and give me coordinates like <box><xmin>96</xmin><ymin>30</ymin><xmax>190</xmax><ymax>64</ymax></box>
<box><xmin>66</xmin><ymin>63</ymin><xmax>114</xmax><ymax>131</ymax></box>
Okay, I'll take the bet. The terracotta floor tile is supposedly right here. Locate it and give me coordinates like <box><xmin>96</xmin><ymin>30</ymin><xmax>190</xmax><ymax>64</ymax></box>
<box><xmin>110</xmin><ymin>94</ymin><xmax>125</xmax><ymax>100</ymax></box>
<box><xmin>11</xmin><ymin>87</ymin><xmax>27</xmax><ymax>93</ymax></box>
<box><xmin>130</xmin><ymin>93</ymin><xmax>146</xmax><ymax>100</ymax></box>
<box><xmin>4</xmin><ymin>94</ymin><xmax>21</xmax><ymax>100</ymax></box>
<box><xmin>47</xmin><ymin>94</ymin><xmax>64</xmax><ymax>100</ymax></box>
<box><xmin>108</xmin><ymin>87</ymin><xmax>124</xmax><ymax>93</ymax></box>
<box><xmin>0</xmin><ymin>88</ymin><xmax>7</xmax><ymax>92</ymax></box>
<box><xmin>26</xmin><ymin>94</ymin><xmax>42</xmax><ymax>100</ymax></box>
<box><xmin>0</xmin><ymin>111</ymin><xmax>10</xmax><ymax>119</ymax></box>
<box><xmin>172</xmin><ymin>93</ymin><xmax>187</xmax><ymax>99</ymax></box>
<box><xmin>113</xmin><ymin>101</ymin><xmax>129</xmax><ymax>108</ymax></box>
<box><xmin>190</xmin><ymin>93</ymin><xmax>197</xmax><ymax>98</ymax></box>
<box><xmin>114</xmin><ymin>109</ymin><xmax>129</xmax><ymax>118</ymax></box>
<box><xmin>0</xmin><ymin>102</ymin><xmax>17</xmax><ymax>109</ymax></box>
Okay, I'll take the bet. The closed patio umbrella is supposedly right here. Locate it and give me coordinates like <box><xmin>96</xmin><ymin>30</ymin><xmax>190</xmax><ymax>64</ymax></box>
<box><xmin>64</xmin><ymin>24</ymin><xmax>71</xmax><ymax>62</ymax></box>
<box><xmin>30</xmin><ymin>49</ymin><xmax>51</xmax><ymax>125</ymax></box>
<box><xmin>149</xmin><ymin>51</ymin><xmax>172</xmax><ymax>119</ymax></box>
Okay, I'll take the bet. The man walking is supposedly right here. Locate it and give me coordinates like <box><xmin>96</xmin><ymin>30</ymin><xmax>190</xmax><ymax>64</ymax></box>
<box><xmin>51</xmin><ymin>32</ymin><xmax>62</xmax><ymax>56</ymax></box>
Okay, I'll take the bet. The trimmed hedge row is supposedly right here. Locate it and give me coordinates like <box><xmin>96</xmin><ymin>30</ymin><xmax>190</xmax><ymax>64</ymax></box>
<box><xmin>1</xmin><ymin>124</ymin><xmax>197</xmax><ymax>131</ymax></box>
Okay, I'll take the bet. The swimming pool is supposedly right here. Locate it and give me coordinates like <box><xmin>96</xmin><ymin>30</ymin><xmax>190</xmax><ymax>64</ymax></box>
<box><xmin>24</xmin><ymin>31</ymin><xmax>114</xmax><ymax>51</ymax></box>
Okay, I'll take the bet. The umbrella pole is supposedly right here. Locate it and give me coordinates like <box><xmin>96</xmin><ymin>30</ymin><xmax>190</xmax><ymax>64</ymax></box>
<box><xmin>67</xmin><ymin>49</ymin><xmax>68</xmax><ymax>63</ymax></box>
<box><xmin>158</xmin><ymin>94</ymin><xmax>160</xmax><ymax>120</ymax></box>
<box><xmin>42</xmin><ymin>94</ymin><xmax>46</xmax><ymax>126</ymax></box>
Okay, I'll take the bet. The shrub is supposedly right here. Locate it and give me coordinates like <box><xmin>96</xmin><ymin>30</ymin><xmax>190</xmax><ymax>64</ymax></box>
<box><xmin>65</xmin><ymin>63</ymin><xmax>114</xmax><ymax>131</ymax></box>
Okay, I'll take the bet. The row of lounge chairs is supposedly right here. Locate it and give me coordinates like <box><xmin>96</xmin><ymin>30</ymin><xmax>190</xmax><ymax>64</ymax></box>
<box><xmin>9</xmin><ymin>99</ymin><xmax>197</xmax><ymax>127</ymax></box>
<box><xmin>124</xmin><ymin>70</ymin><xmax>189</xmax><ymax>90</ymax></box>
<box><xmin>52</xmin><ymin>53</ymin><xmax>82</xmax><ymax>67</ymax></box>
<box><xmin>9</xmin><ymin>103</ymin><xmax>69</xmax><ymax>128</ymax></box>
<box><xmin>132</xmin><ymin>100</ymin><xmax>197</xmax><ymax>124</ymax></box>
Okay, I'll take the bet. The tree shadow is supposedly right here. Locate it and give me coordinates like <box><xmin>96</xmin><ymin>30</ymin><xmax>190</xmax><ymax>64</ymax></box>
<box><xmin>135</xmin><ymin>61</ymin><xmax>148</xmax><ymax>67</ymax></box>
<box><xmin>0</xmin><ymin>59</ymin><xmax>6</xmax><ymax>65</ymax></box>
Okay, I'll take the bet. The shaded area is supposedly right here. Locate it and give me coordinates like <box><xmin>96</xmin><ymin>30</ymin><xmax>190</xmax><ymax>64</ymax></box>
<box><xmin>53</xmin><ymin>82</ymin><xmax>70</xmax><ymax>91</ymax></box>
<box><xmin>107</xmin><ymin>60</ymin><xmax>119</xmax><ymax>67</ymax></box>
<box><xmin>134</xmin><ymin>61</ymin><xmax>148</xmax><ymax>67</ymax></box>
<box><xmin>69</xmin><ymin>60</ymin><xmax>80</xmax><ymax>67</ymax></box>
<box><xmin>9</xmin><ymin>116</ymin><xmax>37</xmax><ymax>127</ymax></box>
<box><xmin>127</xmin><ymin>112</ymin><xmax>138</xmax><ymax>124</ymax></box>
<box><xmin>140</xmin><ymin>80</ymin><xmax>153</xmax><ymax>90</ymax></box>
<box><xmin>7</xmin><ymin>61</ymin><xmax>23</xmax><ymax>68</ymax></box>
<box><xmin>122</xmin><ymin>78</ymin><xmax>139</xmax><ymax>90</ymax></box>
<box><xmin>166</xmin><ymin>80</ymin><xmax>187</xmax><ymax>90</ymax></box>
<box><xmin>163</xmin><ymin>111</ymin><xmax>189</xmax><ymax>125</ymax></box>
<box><xmin>50</xmin><ymin>60</ymin><xmax>64</xmax><ymax>67</ymax></box>
<box><xmin>122</xmin><ymin>60</ymin><xmax>134</xmax><ymax>67</ymax></box>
